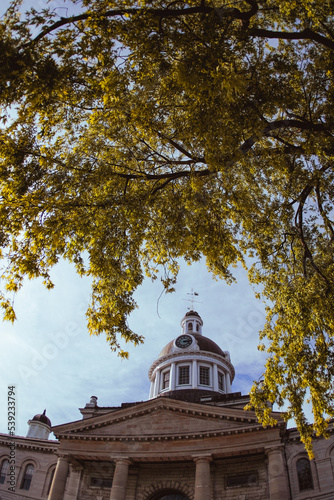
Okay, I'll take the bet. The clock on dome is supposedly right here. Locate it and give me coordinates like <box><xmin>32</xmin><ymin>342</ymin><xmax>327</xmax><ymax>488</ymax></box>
<box><xmin>175</xmin><ymin>334</ymin><xmax>193</xmax><ymax>348</ymax></box>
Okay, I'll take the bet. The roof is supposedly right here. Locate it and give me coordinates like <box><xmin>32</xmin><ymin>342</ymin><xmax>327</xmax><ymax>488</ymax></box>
<box><xmin>32</xmin><ymin>410</ymin><xmax>51</xmax><ymax>428</ymax></box>
<box><xmin>158</xmin><ymin>333</ymin><xmax>225</xmax><ymax>358</ymax></box>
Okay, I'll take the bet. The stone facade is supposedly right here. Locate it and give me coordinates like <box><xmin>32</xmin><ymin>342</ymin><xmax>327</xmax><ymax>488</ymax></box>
<box><xmin>1</xmin><ymin>311</ymin><xmax>334</xmax><ymax>499</ymax></box>
<box><xmin>1</xmin><ymin>396</ymin><xmax>334</xmax><ymax>500</ymax></box>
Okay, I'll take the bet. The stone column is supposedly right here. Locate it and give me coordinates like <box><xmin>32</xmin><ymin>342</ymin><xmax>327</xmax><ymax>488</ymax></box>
<box><xmin>48</xmin><ymin>456</ymin><xmax>69</xmax><ymax>500</ymax></box>
<box><xmin>266</xmin><ymin>447</ymin><xmax>290</xmax><ymax>500</ymax></box>
<box><xmin>193</xmin><ymin>455</ymin><xmax>212</xmax><ymax>500</ymax></box>
<box><xmin>213</xmin><ymin>365</ymin><xmax>219</xmax><ymax>392</ymax></box>
<box><xmin>110</xmin><ymin>459</ymin><xmax>131</xmax><ymax>500</ymax></box>
<box><xmin>63</xmin><ymin>461</ymin><xmax>82</xmax><ymax>500</ymax></box>
<box><xmin>153</xmin><ymin>370</ymin><xmax>161</xmax><ymax>397</ymax></box>
<box><xmin>192</xmin><ymin>360</ymin><xmax>198</xmax><ymax>388</ymax></box>
<box><xmin>223</xmin><ymin>373</ymin><xmax>227</xmax><ymax>393</ymax></box>
<box><xmin>226</xmin><ymin>373</ymin><xmax>231</xmax><ymax>392</ymax></box>
<box><xmin>170</xmin><ymin>362</ymin><xmax>176</xmax><ymax>391</ymax></box>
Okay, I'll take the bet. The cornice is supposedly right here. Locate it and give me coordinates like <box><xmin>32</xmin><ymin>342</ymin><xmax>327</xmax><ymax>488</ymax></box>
<box><xmin>57</xmin><ymin>422</ymin><xmax>281</xmax><ymax>442</ymax></box>
<box><xmin>58</xmin><ymin>400</ymin><xmax>255</xmax><ymax>431</ymax></box>
<box><xmin>52</xmin><ymin>399</ymin><xmax>285</xmax><ymax>441</ymax></box>
<box><xmin>0</xmin><ymin>433</ymin><xmax>58</xmax><ymax>453</ymax></box>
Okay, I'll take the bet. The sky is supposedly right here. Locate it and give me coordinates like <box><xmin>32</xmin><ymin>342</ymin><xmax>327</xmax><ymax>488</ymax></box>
<box><xmin>0</xmin><ymin>258</ymin><xmax>269</xmax><ymax>439</ymax></box>
<box><xmin>0</xmin><ymin>0</ymin><xmax>313</xmax><ymax>441</ymax></box>
<box><xmin>0</xmin><ymin>0</ymin><xmax>269</xmax><ymax>439</ymax></box>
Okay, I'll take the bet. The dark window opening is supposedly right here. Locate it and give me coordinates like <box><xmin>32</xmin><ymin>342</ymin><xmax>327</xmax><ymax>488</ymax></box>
<box><xmin>20</xmin><ymin>464</ymin><xmax>34</xmax><ymax>491</ymax></box>
<box><xmin>47</xmin><ymin>468</ymin><xmax>56</xmax><ymax>495</ymax></box>
<box><xmin>162</xmin><ymin>371</ymin><xmax>170</xmax><ymax>390</ymax></box>
<box><xmin>297</xmin><ymin>458</ymin><xmax>314</xmax><ymax>491</ymax></box>
<box><xmin>90</xmin><ymin>477</ymin><xmax>113</xmax><ymax>488</ymax></box>
<box><xmin>226</xmin><ymin>471</ymin><xmax>258</xmax><ymax>488</ymax></box>
<box><xmin>151</xmin><ymin>491</ymin><xmax>190</xmax><ymax>500</ymax></box>
<box><xmin>218</xmin><ymin>371</ymin><xmax>224</xmax><ymax>391</ymax></box>
<box><xmin>199</xmin><ymin>366</ymin><xmax>210</xmax><ymax>385</ymax></box>
<box><xmin>0</xmin><ymin>459</ymin><xmax>9</xmax><ymax>485</ymax></box>
<box><xmin>178</xmin><ymin>366</ymin><xmax>190</xmax><ymax>385</ymax></box>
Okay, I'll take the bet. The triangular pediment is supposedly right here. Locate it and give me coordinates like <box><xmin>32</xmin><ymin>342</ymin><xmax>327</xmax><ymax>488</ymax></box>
<box><xmin>52</xmin><ymin>398</ymin><xmax>285</xmax><ymax>441</ymax></box>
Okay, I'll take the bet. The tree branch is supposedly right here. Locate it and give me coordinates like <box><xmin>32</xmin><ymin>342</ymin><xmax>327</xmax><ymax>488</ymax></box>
<box><xmin>240</xmin><ymin>119</ymin><xmax>330</xmax><ymax>154</ymax></box>
<box><xmin>315</xmin><ymin>183</ymin><xmax>334</xmax><ymax>239</ymax></box>
<box><xmin>295</xmin><ymin>184</ymin><xmax>332</xmax><ymax>288</ymax></box>
<box><xmin>249</xmin><ymin>27</ymin><xmax>334</xmax><ymax>51</ymax></box>
<box><xmin>29</xmin><ymin>1</ymin><xmax>259</xmax><ymax>44</ymax></box>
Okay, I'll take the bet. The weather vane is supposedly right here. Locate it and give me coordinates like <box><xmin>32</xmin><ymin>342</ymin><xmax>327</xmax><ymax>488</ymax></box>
<box><xmin>183</xmin><ymin>288</ymin><xmax>202</xmax><ymax>310</ymax></box>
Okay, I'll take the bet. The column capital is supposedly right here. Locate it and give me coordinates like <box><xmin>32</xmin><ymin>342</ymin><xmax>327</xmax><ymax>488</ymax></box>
<box><xmin>113</xmin><ymin>458</ymin><xmax>132</xmax><ymax>466</ymax></box>
<box><xmin>69</xmin><ymin>458</ymin><xmax>83</xmax><ymax>472</ymax></box>
<box><xmin>265</xmin><ymin>445</ymin><xmax>285</xmax><ymax>456</ymax></box>
<box><xmin>192</xmin><ymin>454</ymin><xmax>212</xmax><ymax>463</ymax></box>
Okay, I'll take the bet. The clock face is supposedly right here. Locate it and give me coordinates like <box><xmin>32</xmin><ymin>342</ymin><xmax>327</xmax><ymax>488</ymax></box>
<box><xmin>175</xmin><ymin>335</ymin><xmax>193</xmax><ymax>348</ymax></box>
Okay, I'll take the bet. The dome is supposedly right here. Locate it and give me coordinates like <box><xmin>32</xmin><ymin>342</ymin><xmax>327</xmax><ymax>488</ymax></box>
<box><xmin>149</xmin><ymin>311</ymin><xmax>235</xmax><ymax>400</ymax></box>
<box><xmin>32</xmin><ymin>410</ymin><xmax>51</xmax><ymax>428</ymax></box>
<box><xmin>158</xmin><ymin>334</ymin><xmax>225</xmax><ymax>359</ymax></box>
<box><xmin>184</xmin><ymin>310</ymin><xmax>201</xmax><ymax>318</ymax></box>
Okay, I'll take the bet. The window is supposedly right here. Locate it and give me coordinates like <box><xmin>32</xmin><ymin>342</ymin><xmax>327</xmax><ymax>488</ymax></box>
<box><xmin>20</xmin><ymin>464</ymin><xmax>34</xmax><ymax>490</ymax></box>
<box><xmin>162</xmin><ymin>370</ymin><xmax>170</xmax><ymax>390</ymax></box>
<box><xmin>178</xmin><ymin>365</ymin><xmax>190</xmax><ymax>385</ymax></box>
<box><xmin>297</xmin><ymin>458</ymin><xmax>313</xmax><ymax>491</ymax></box>
<box><xmin>218</xmin><ymin>371</ymin><xmax>224</xmax><ymax>391</ymax></box>
<box><xmin>47</xmin><ymin>468</ymin><xmax>55</xmax><ymax>495</ymax></box>
<box><xmin>90</xmin><ymin>477</ymin><xmax>113</xmax><ymax>488</ymax></box>
<box><xmin>199</xmin><ymin>366</ymin><xmax>210</xmax><ymax>386</ymax></box>
<box><xmin>226</xmin><ymin>471</ymin><xmax>258</xmax><ymax>488</ymax></box>
<box><xmin>0</xmin><ymin>459</ymin><xmax>9</xmax><ymax>484</ymax></box>
<box><xmin>188</xmin><ymin>322</ymin><xmax>193</xmax><ymax>331</ymax></box>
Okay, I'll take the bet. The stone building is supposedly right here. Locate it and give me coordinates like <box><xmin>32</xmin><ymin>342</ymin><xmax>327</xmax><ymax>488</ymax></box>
<box><xmin>1</xmin><ymin>310</ymin><xmax>334</xmax><ymax>499</ymax></box>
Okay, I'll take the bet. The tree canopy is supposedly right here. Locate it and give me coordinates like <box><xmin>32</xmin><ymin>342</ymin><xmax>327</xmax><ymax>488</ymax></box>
<box><xmin>1</xmin><ymin>0</ymin><xmax>334</xmax><ymax>453</ymax></box>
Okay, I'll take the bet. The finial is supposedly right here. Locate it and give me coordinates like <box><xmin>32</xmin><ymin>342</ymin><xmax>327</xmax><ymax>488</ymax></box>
<box><xmin>183</xmin><ymin>288</ymin><xmax>202</xmax><ymax>310</ymax></box>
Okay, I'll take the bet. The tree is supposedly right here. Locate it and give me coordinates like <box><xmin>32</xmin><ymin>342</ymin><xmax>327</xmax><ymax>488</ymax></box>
<box><xmin>0</xmin><ymin>0</ymin><xmax>333</xmax><ymax>453</ymax></box>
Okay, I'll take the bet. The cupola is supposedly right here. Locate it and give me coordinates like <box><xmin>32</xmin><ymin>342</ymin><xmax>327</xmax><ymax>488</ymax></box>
<box><xmin>148</xmin><ymin>311</ymin><xmax>235</xmax><ymax>401</ymax></box>
<box><xmin>26</xmin><ymin>410</ymin><xmax>52</xmax><ymax>440</ymax></box>
<box><xmin>180</xmin><ymin>310</ymin><xmax>203</xmax><ymax>335</ymax></box>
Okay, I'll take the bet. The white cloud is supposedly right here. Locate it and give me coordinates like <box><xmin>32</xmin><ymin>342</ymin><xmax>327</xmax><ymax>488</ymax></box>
<box><xmin>0</xmin><ymin>258</ymin><xmax>275</xmax><ymax>437</ymax></box>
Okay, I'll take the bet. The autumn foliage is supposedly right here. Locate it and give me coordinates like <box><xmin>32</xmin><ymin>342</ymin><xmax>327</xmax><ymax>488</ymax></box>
<box><xmin>0</xmin><ymin>0</ymin><xmax>334</xmax><ymax>453</ymax></box>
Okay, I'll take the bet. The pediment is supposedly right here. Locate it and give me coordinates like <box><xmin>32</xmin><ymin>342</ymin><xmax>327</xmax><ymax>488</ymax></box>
<box><xmin>52</xmin><ymin>398</ymin><xmax>284</xmax><ymax>441</ymax></box>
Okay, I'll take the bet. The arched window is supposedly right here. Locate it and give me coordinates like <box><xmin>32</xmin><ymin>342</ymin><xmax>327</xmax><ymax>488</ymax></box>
<box><xmin>47</xmin><ymin>468</ymin><xmax>56</xmax><ymax>495</ymax></box>
<box><xmin>20</xmin><ymin>464</ymin><xmax>35</xmax><ymax>490</ymax></box>
<box><xmin>296</xmin><ymin>457</ymin><xmax>313</xmax><ymax>491</ymax></box>
<box><xmin>0</xmin><ymin>459</ymin><xmax>9</xmax><ymax>484</ymax></box>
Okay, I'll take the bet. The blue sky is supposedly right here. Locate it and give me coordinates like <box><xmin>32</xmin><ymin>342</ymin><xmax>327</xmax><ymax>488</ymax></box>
<box><xmin>0</xmin><ymin>258</ymin><xmax>268</xmax><ymax>438</ymax></box>
<box><xmin>0</xmin><ymin>0</ymin><xmax>269</xmax><ymax>439</ymax></box>
<box><xmin>0</xmin><ymin>0</ymin><xmax>313</xmax><ymax>440</ymax></box>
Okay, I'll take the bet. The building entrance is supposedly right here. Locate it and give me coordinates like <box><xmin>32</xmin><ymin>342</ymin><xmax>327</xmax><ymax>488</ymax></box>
<box><xmin>152</xmin><ymin>493</ymin><xmax>190</xmax><ymax>500</ymax></box>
